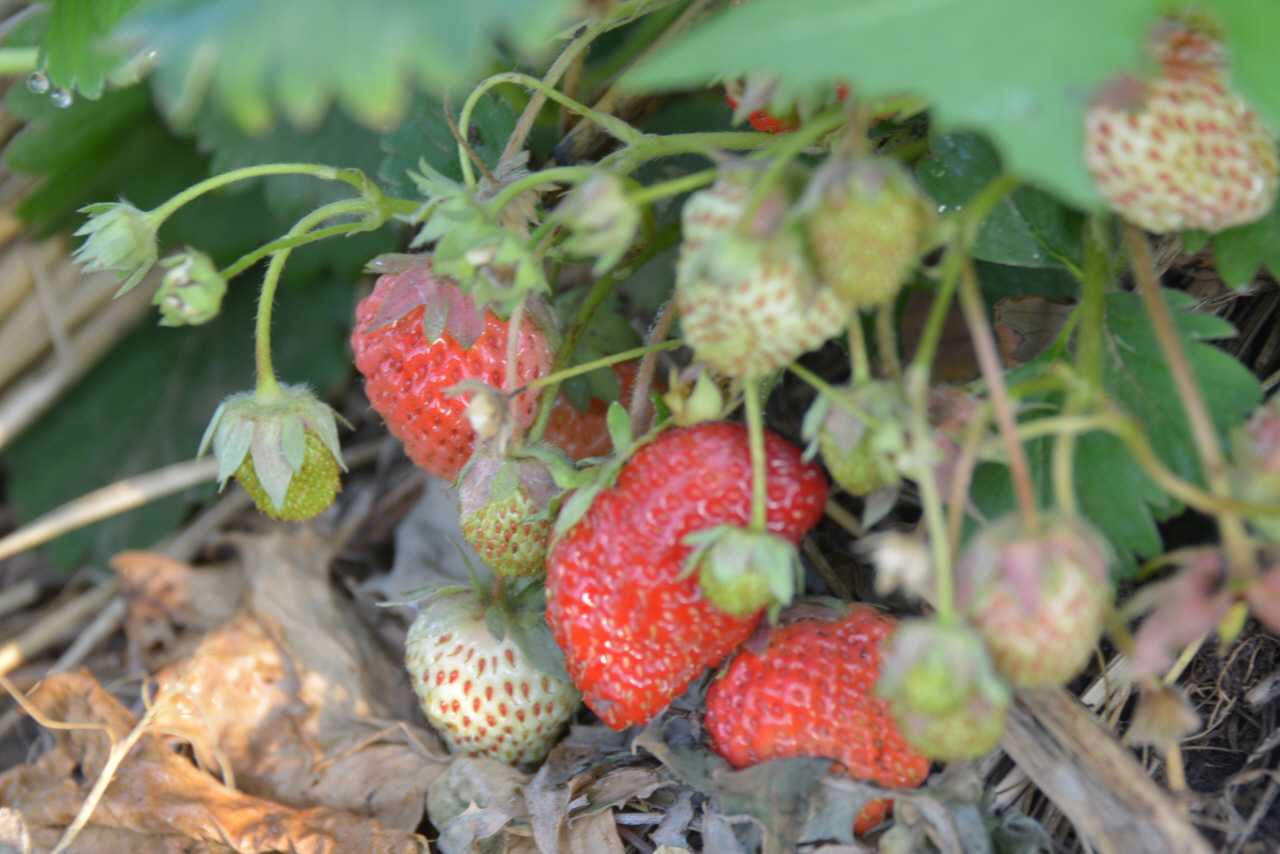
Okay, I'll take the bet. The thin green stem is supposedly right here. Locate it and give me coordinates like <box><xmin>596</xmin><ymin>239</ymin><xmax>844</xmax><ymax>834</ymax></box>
<box><xmin>909</xmin><ymin>249</ymin><xmax>962</xmax><ymax>378</ymax></box>
<box><xmin>524</xmin><ymin>340</ymin><xmax>682</xmax><ymax>392</ymax></box>
<box><xmin>629</xmin><ymin>297</ymin><xmax>679</xmax><ymax>437</ymax></box>
<box><xmin>529</xmin><ymin>218</ymin><xmax>683</xmax><ymax>441</ymax></box>
<box><xmin>1078</xmin><ymin>215</ymin><xmax>1110</xmax><ymax>391</ymax></box>
<box><xmin>958</xmin><ymin>256</ymin><xmax>1039</xmax><ymax>532</ymax></box>
<box><xmin>786</xmin><ymin>362</ymin><xmax>880</xmax><ymax>428</ymax></box>
<box><xmin>0</xmin><ymin>47</ymin><xmax>38</xmax><ymax>75</ymax></box>
<box><xmin>484</xmin><ymin>165</ymin><xmax>597</xmax><ymax>220</ymax></box>
<box><xmin>500</xmin><ymin>16</ymin><xmax>614</xmax><ymax>165</ymax></box>
<box><xmin>875</xmin><ymin>302</ymin><xmax>901</xmax><ymax>380</ymax></box>
<box><xmin>629</xmin><ymin>169</ymin><xmax>718</xmax><ymax>205</ymax></box>
<box><xmin>458</xmin><ymin>72</ymin><xmax>644</xmax><ymax>189</ymax></box>
<box><xmin>906</xmin><ymin>364</ymin><xmax>956</xmax><ymax>624</ymax></box>
<box><xmin>744</xmin><ymin>378</ymin><xmax>768</xmax><ymax>532</ymax></box>
<box><xmin>849</xmin><ymin>313</ymin><xmax>871</xmax><ymax>385</ymax></box>
<box><xmin>599</xmin><ymin>131</ymin><xmax>775</xmax><ymax>176</ymax></box>
<box><xmin>153</xmin><ymin>163</ymin><xmax>358</xmax><ymax>222</ymax></box>
<box><xmin>742</xmin><ymin>111</ymin><xmax>848</xmax><ymax>224</ymax></box>
<box><xmin>1121</xmin><ymin>220</ymin><xmax>1256</xmax><ymax>579</ymax></box>
<box><xmin>253</xmin><ymin>202</ymin><xmax>362</xmax><ymax>397</ymax></box>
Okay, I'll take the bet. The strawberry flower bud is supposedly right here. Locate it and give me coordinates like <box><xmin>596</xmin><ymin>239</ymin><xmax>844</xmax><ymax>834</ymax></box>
<box><xmin>198</xmin><ymin>384</ymin><xmax>346</xmax><ymax>520</ymax></box>
<box><xmin>551</xmin><ymin>171</ymin><xmax>642</xmax><ymax>275</ymax></box>
<box><xmin>72</xmin><ymin>200</ymin><xmax>162</xmax><ymax>294</ymax></box>
<box><xmin>155</xmin><ymin>249</ymin><xmax>228</xmax><ymax>326</ymax></box>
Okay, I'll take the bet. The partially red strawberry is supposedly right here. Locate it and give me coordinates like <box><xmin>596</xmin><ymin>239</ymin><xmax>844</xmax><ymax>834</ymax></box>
<box><xmin>675</xmin><ymin>174</ymin><xmax>851</xmax><ymax>379</ymax></box>
<box><xmin>459</xmin><ymin>444</ymin><xmax>564</xmax><ymax>578</ymax></box>
<box><xmin>351</xmin><ymin>256</ymin><xmax>554</xmax><ymax>482</ymax></box>
<box><xmin>405</xmin><ymin>579</ymin><xmax>581</xmax><ymax>771</ymax></box>
<box><xmin>1085</xmin><ymin>22</ymin><xmax>1279</xmax><ymax>233</ymax></box>
<box><xmin>704</xmin><ymin>604</ymin><xmax>930</xmax><ymax>835</ymax></box>
<box><xmin>956</xmin><ymin>514</ymin><xmax>1111</xmax><ymax>687</ymax></box>
<box><xmin>546</xmin><ymin>422</ymin><xmax>828</xmax><ymax>729</ymax></box>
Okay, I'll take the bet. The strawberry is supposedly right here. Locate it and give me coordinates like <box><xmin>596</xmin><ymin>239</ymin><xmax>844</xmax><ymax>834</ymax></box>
<box><xmin>803</xmin><ymin>381</ymin><xmax>907</xmax><ymax>498</ymax></box>
<box><xmin>199</xmin><ymin>384</ymin><xmax>345</xmax><ymax>521</ymax></box>
<box><xmin>875</xmin><ymin>620</ymin><xmax>1011</xmax><ymax>761</ymax></box>
<box><xmin>723</xmin><ymin>82</ymin><xmax>799</xmax><ymax>134</ymax></box>
<box><xmin>459</xmin><ymin>444</ymin><xmax>564</xmax><ymax>578</ymax></box>
<box><xmin>704</xmin><ymin>604</ymin><xmax>930</xmax><ymax>835</ymax></box>
<box><xmin>546</xmin><ymin>422</ymin><xmax>827</xmax><ymax>729</ymax></box>
<box><xmin>675</xmin><ymin>174</ymin><xmax>851</xmax><ymax>379</ymax></box>
<box><xmin>803</xmin><ymin>156</ymin><xmax>929</xmax><ymax>309</ymax></box>
<box><xmin>544</xmin><ymin>360</ymin><xmax>644</xmax><ymax>461</ymax></box>
<box><xmin>351</xmin><ymin>256</ymin><xmax>554</xmax><ymax>482</ymax></box>
<box><xmin>405</xmin><ymin>580</ymin><xmax>581</xmax><ymax>770</ymax></box>
<box><xmin>1231</xmin><ymin>397</ymin><xmax>1280</xmax><ymax>542</ymax></box>
<box><xmin>956</xmin><ymin>514</ymin><xmax>1111</xmax><ymax>687</ymax></box>
<box><xmin>1085</xmin><ymin>22</ymin><xmax>1279</xmax><ymax>234</ymax></box>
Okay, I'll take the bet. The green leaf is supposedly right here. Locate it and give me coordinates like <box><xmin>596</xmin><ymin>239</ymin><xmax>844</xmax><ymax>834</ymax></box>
<box><xmin>116</xmin><ymin>0</ymin><xmax>575</xmax><ymax>134</ymax></box>
<box><xmin>918</xmin><ymin>132</ymin><xmax>1084</xmax><ymax>269</ymax></box>
<box><xmin>627</xmin><ymin>0</ymin><xmax>1164</xmax><ymax>210</ymax></box>
<box><xmin>379</xmin><ymin>90</ymin><xmax>517</xmax><ymax>199</ymax></box>
<box><xmin>1209</xmin><ymin>1</ymin><xmax>1280</xmax><ymax>152</ymax></box>
<box><xmin>971</xmin><ymin>289</ymin><xmax>1260</xmax><ymax>575</ymax></box>
<box><xmin>3</xmin><ymin>273</ymin><xmax>355</xmax><ymax>567</ymax></box>
<box><xmin>1208</xmin><ymin>202</ymin><xmax>1280</xmax><ymax>288</ymax></box>
<box><xmin>42</xmin><ymin>0</ymin><xmax>151</xmax><ymax>99</ymax></box>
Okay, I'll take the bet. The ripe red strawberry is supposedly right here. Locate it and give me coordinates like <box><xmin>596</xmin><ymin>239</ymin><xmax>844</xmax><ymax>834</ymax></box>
<box><xmin>803</xmin><ymin>156</ymin><xmax>928</xmax><ymax>309</ymax></box>
<box><xmin>1085</xmin><ymin>23</ymin><xmax>1279</xmax><ymax>233</ymax></box>
<box><xmin>459</xmin><ymin>444</ymin><xmax>564</xmax><ymax>577</ymax></box>
<box><xmin>956</xmin><ymin>514</ymin><xmax>1111</xmax><ymax>687</ymax></box>
<box><xmin>723</xmin><ymin>82</ymin><xmax>799</xmax><ymax>134</ymax></box>
<box><xmin>546</xmin><ymin>422</ymin><xmax>828</xmax><ymax>729</ymax></box>
<box><xmin>675</xmin><ymin>175</ymin><xmax>851</xmax><ymax>379</ymax></box>
<box><xmin>405</xmin><ymin>582</ymin><xmax>581</xmax><ymax>770</ymax></box>
<box><xmin>704</xmin><ymin>604</ymin><xmax>930</xmax><ymax>835</ymax></box>
<box><xmin>351</xmin><ymin>256</ymin><xmax>554</xmax><ymax>482</ymax></box>
<box><xmin>544</xmin><ymin>360</ymin><xmax>644</xmax><ymax>460</ymax></box>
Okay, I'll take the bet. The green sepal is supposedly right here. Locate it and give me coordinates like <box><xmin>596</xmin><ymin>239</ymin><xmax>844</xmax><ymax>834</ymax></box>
<box><xmin>683</xmin><ymin>525</ymin><xmax>803</xmax><ymax>618</ymax></box>
<box><xmin>606</xmin><ymin>400</ymin><xmax>632</xmax><ymax>456</ymax></box>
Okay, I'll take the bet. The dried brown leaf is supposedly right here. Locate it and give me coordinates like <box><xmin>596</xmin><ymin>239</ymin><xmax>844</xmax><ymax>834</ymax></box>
<box><xmin>0</xmin><ymin>671</ymin><xmax>426</xmax><ymax>854</ymax></box>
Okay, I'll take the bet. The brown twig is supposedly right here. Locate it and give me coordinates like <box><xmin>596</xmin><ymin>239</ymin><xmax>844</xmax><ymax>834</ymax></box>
<box><xmin>628</xmin><ymin>297</ymin><xmax>678</xmax><ymax>437</ymax></box>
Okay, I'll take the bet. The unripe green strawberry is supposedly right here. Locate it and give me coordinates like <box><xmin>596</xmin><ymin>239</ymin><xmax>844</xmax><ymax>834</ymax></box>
<box><xmin>1231</xmin><ymin>397</ymin><xmax>1280</xmax><ymax>542</ymax></box>
<box><xmin>957</xmin><ymin>514</ymin><xmax>1111</xmax><ymax>688</ymax></box>
<box><xmin>803</xmin><ymin>156</ymin><xmax>928</xmax><ymax>308</ymax></box>
<box><xmin>675</xmin><ymin>174</ymin><xmax>851</xmax><ymax>379</ymax></box>
<box><xmin>459</xmin><ymin>444</ymin><xmax>564</xmax><ymax>578</ymax></box>
<box><xmin>876</xmin><ymin>620</ymin><xmax>1011</xmax><ymax>761</ymax></box>
<box><xmin>802</xmin><ymin>381</ymin><xmax>906</xmax><ymax>497</ymax></box>
<box><xmin>1085</xmin><ymin>22</ymin><xmax>1279</xmax><ymax>233</ymax></box>
<box><xmin>199</xmin><ymin>384</ymin><xmax>345</xmax><ymax>521</ymax></box>
<box><xmin>405</xmin><ymin>582</ymin><xmax>581</xmax><ymax>771</ymax></box>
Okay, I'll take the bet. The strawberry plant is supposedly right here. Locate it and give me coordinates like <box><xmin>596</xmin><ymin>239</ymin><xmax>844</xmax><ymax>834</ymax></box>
<box><xmin>5</xmin><ymin>0</ymin><xmax>1280</xmax><ymax>851</ymax></box>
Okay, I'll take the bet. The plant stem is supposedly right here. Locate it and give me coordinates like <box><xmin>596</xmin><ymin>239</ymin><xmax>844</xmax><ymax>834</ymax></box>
<box><xmin>629</xmin><ymin>297</ymin><xmax>679</xmax><ymax>436</ymax></box>
<box><xmin>629</xmin><ymin>168</ymin><xmax>718</xmax><ymax>205</ymax></box>
<box><xmin>849</xmin><ymin>313</ymin><xmax>871</xmax><ymax>384</ymax></box>
<box><xmin>946</xmin><ymin>402</ymin><xmax>992</xmax><ymax>555</ymax></box>
<box><xmin>253</xmin><ymin>202</ymin><xmax>363</xmax><ymax>397</ymax></box>
<box><xmin>786</xmin><ymin>362</ymin><xmax>879</xmax><ymax>428</ymax></box>
<box><xmin>484</xmin><ymin>165</ymin><xmax>597</xmax><ymax>220</ymax></box>
<box><xmin>458</xmin><ymin>71</ymin><xmax>644</xmax><ymax>188</ymax></box>
<box><xmin>905</xmin><ymin>364</ymin><xmax>956</xmax><ymax>624</ymax></box>
<box><xmin>1078</xmin><ymin>215</ymin><xmax>1110</xmax><ymax>391</ymax></box>
<box><xmin>958</xmin><ymin>257</ymin><xmax>1039</xmax><ymax>532</ymax></box>
<box><xmin>599</xmin><ymin>131</ymin><xmax>776</xmax><ymax>176</ymax></box>
<box><xmin>744</xmin><ymin>378</ymin><xmax>768</xmax><ymax>532</ymax></box>
<box><xmin>1121</xmin><ymin>220</ymin><xmax>1255</xmax><ymax>579</ymax></box>
<box><xmin>153</xmin><ymin>163</ymin><xmax>360</xmax><ymax>222</ymax></box>
<box><xmin>875</xmin><ymin>302</ymin><xmax>901</xmax><ymax>380</ymax></box>
<box><xmin>0</xmin><ymin>47</ymin><xmax>37</xmax><ymax>74</ymax></box>
<box><xmin>524</xmin><ymin>340</ymin><xmax>683</xmax><ymax>393</ymax></box>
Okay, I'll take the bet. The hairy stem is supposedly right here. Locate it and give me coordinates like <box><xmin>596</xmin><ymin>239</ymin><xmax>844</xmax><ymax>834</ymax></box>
<box><xmin>744</xmin><ymin>378</ymin><xmax>768</xmax><ymax>532</ymax></box>
<box><xmin>629</xmin><ymin>298</ymin><xmax>679</xmax><ymax>436</ymax></box>
<box><xmin>154</xmin><ymin>163</ymin><xmax>361</xmax><ymax>222</ymax></box>
<box><xmin>1121</xmin><ymin>221</ymin><xmax>1255</xmax><ymax>579</ymax></box>
<box><xmin>958</xmin><ymin>257</ymin><xmax>1039</xmax><ymax>531</ymax></box>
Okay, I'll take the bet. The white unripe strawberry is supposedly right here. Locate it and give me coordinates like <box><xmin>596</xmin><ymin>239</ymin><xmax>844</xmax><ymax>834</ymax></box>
<box><xmin>1085</xmin><ymin>23</ymin><xmax>1279</xmax><ymax>234</ymax></box>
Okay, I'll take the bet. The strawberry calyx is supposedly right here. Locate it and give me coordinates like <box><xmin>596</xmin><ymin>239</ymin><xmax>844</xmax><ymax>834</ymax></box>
<box><xmin>198</xmin><ymin>383</ymin><xmax>347</xmax><ymax>520</ymax></box>
<box><xmin>459</xmin><ymin>441</ymin><xmax>567</xmax><ymax>578</ymax></box>
<box><xmin>801</xmin><ymin>380</ymin><xmax>906</xmax><ymax>501</ymax></box>
<box><xmin>683</xmin><ymin>525</ymin><xmax>803</xmax><ymax>618</ymax></box>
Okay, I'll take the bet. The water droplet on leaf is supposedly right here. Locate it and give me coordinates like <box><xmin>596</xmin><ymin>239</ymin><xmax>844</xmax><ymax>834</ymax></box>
<box><xmin>25</xmin><ymin>72</ymin><xmax>49</xmax><ymax>94</ymax></box>
<box><xmin>50</xmin><ymin>88</ymin><xmax>73</xmax><ymax>109</ymax></box>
